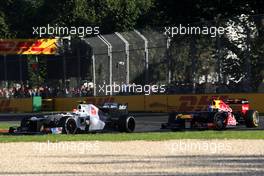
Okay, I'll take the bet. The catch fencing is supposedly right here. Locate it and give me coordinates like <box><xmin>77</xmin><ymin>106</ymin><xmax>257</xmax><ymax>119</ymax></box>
<box><xmin>0</xmin><ymin>14</ymin><xmax>263</xmax><ymax>97</ymax></box>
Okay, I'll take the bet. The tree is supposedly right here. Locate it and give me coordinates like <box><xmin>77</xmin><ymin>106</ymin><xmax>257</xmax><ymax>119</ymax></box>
<box><xmin>100</xmin><ymin>0</ymin><xmax>154</xmax><ymax>32</ymax></box>
<box><xmin>0</xmin><ymin>12</ymin><xmax>10</xmax><ymax>38</ymax></box>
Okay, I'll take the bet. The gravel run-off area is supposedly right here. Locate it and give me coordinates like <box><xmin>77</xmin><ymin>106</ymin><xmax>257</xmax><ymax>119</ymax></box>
<box><xmin>0</xmin><ymin>140</ymin><xmax>264</xmax><ymax>176</ymax></box>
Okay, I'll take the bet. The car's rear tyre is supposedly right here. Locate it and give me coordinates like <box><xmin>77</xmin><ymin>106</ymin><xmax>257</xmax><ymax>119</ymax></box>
<box><xmin>118</xmin><ymin>116</ymin><xmax>136</xmax><ymax>133</ymax></box>
<box><xmin>245</xmin><ymin>110</ymin><xmax>259</xmax><ymax>128</ymax></box>
<box><xmin>213</xmin><ymin>112</ymin><xmax>227</xmax><ymax>130</ymax></box>
<box><xmin>65</xmin><ymin>117</ymin><xmax>78</xmax><ymax>134</ymax></box>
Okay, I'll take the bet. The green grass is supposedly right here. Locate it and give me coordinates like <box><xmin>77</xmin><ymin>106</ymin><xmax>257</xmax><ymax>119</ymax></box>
<box><xmin>0</xmin><ymin>130</ymin><xmax>263</xmax><ymax>143</ymax></box>
<box><xmin>1</xmin><ymin>121</ymin><xmax>264</xmax><ymax>143</ymax></box>
<box><xmin>0</xmin><ymin>121</ymin><xmax>19</xmax><ymax>130</ymax></box>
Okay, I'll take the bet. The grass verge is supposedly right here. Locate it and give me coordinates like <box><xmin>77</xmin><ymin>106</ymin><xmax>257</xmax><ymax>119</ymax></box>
<box><xmin>0</xmin><ymin>130</ymin><xmax>264</xmax><ymax>143</ymax></box>
<box><xmin>0</xmin><ymin>121</ymin><xmax>19</xmax><ymax>130</ymax></box>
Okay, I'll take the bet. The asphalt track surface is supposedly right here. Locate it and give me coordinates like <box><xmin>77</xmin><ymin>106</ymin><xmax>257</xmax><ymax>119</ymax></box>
<box><xmin>0</xmin><ymin>112</ymin><xmax>263</xmax><ymax>132</ymax></box>
<box><xmin>135</xmin><ymin>114</ymin><xmax>264</xmax><ymax>132</ymax></box>
<box><xmin>0</xmin><ymin>113</ymin><xmax>264</xmax><ymax>176</ymax></box>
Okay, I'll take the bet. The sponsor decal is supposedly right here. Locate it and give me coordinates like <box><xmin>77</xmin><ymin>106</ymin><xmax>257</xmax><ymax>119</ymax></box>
<box><xmin>118</xmin><ymin>105</ymin><xmax>127</xmax><ymax>110</ymax></box>
<box><xmin>0</xmin><ymin>39</ymin><xmax>58</xmax><ymax>55</ymax></box>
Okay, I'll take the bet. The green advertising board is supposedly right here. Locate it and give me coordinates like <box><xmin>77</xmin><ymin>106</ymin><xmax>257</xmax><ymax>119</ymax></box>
<box><xmin>32</xmin><ymin>96</ymin><xmax>42</xmax><ymax>112</ymax></box>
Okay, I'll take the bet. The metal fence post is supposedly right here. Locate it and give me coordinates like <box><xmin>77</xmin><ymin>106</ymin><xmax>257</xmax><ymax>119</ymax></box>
<box><xmin>98</xmin><ymin>35</ymin><xmax>113</xmax><ymax>95</ymax></box>
<box><xmin>166</xmin><ymin>37</ymin><xmax>172</xmax><ymax>84</ymax></box>
<box><xmin>92</xmin><ymin>54</ymin><xmax>96</xmax><ymax>96</ymax></box>
<box><xmin>77</xmin><ymin>40</ymin><xmax>81</xmax><ymax>87</ymax></box>
<box><xmin>134</xmin><ymin>30</ymin><xmax>149</xmax><ymax>84</ymax></box>
<box><xmin>115</xmin><ymin>32</ymin><xmax>130</xmax><ymax>84</ymax></box>
<box><xmin>190</xmin><ymin>36</ymin><xmax>197</xmax><ymax>93</ymax></box>
<box><xmin>216</xmin><ymin>33</ymin><xmax>222</xmax><ymax>84</ymax></box>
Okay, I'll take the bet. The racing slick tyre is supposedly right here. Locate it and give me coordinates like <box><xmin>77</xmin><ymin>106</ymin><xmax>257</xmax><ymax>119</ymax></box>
<box><xmin>118</xmin><ymin>115</ymin><xmax>136</xmax><ymax>133</ymax></box>
<box><xmin>213</xmin><ymin>112</ymin><xmax>227</xmax><ymax>130</ymax></box>
<box><xmin>245</xmin><ymin>110</ymin><xmax>259</xmax><ymax>128</ymax></box>
<box><xmin>64</xmin><ymin>117</ymin><xmax>78</xmax><ymax>134</ymax></box>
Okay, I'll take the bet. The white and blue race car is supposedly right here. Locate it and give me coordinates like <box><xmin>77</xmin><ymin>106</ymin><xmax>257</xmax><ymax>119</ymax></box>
<box><xmin>9</xmin><ymin>102</ymin><xmax>136</xmax><ymax>134</ymax></box>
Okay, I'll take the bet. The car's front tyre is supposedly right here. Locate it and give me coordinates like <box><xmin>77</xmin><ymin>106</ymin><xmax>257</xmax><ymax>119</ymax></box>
<box><xmin>64</xmin><ymin>117</ymin><xmax>78</xmax><ymax>134</ymax></box>
<box><xmin>213</xmin><ymin>112</ymin><xmax>227</xmax><ymax>130</ymax></box>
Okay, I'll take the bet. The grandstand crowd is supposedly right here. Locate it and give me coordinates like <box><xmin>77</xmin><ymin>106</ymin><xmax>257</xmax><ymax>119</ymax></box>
<box><xmin>0</xmin><ymin>81</ymin><xmax>262</xmax><ymax>98</ymax></box>
<box><xmin>0</xmin><ymin>85</ymin><xmax>93</xmax><ymax>98</ymax></box>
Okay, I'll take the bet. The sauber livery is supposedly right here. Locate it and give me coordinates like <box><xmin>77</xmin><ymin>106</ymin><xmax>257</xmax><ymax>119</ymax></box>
<box><xmin>9</xmin><ymin>102</ymin><xmax>136</xmax><ymax>134</ymax></box>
